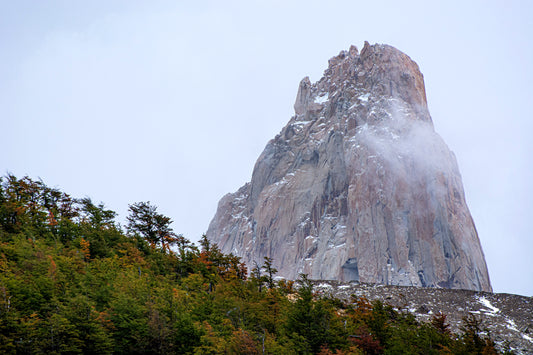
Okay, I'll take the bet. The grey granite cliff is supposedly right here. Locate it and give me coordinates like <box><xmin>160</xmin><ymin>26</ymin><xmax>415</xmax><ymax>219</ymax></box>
<box><xmin>207</xmin><ymin>42</ymin><xmax>492</xmax><ymax>292</ymax></box>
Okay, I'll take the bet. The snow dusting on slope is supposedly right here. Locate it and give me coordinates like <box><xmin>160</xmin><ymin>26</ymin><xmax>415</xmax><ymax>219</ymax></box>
<box><xmin>314</xmin><ymin>93</ymin><xmax>329</xmax><ymax>104</ymax></box>
<box><xmin>478</xmin><ymin>296</ymin><xmax>500</xmax><ymax>316</ymax></box>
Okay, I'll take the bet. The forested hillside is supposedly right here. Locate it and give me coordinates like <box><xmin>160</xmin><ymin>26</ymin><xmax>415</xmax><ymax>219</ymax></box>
<box><xmin>0</xmin><ymin>175</ymin><xmax>506</xmax><ymax>354</ymax></box>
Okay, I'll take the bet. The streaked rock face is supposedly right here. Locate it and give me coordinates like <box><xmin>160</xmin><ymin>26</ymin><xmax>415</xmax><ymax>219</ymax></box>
<box><xmin>207</xmin><ymin>42</ymin><xmax>492</xmax><ymax>292</ymax></box>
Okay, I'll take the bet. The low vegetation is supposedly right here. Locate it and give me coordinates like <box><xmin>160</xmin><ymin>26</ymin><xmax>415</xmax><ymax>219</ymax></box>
<box><xmin>0</xmin><ymin>174</ymin><xmax>508</xmax><ymax>354</ymax></box>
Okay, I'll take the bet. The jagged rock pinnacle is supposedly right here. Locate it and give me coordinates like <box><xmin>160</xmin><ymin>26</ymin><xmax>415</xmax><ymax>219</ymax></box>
<box><xmin>207</xmin><ymin>43</ymin><xmax>492</xmax><ymax>292</ymax></box>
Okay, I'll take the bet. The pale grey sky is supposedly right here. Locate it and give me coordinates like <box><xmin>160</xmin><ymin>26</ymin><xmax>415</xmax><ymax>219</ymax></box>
<box><xmin>1</xmin><ymin>1</ymin><xmax>531</xmax><ymax>296</ymax></box>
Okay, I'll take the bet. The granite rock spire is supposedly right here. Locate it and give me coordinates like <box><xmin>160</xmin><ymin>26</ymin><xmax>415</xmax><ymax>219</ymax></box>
<box><xmin>207</xmin><ymin>42</ymin><xmax>492</xmax><ymax>292</ymax></box>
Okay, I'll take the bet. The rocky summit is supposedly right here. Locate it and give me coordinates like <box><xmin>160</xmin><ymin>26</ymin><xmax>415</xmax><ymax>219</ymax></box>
<box><xmin>207</xmin><ymin>42</ymin><xmax>492</xmax><ymax>292</ymax></box>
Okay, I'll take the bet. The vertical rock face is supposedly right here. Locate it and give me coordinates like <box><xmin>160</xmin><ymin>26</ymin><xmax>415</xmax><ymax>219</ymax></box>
<box><xmin>207</xmin><ymin>42</ymin><xmax>492</xmax><ymax>292</ymax></box>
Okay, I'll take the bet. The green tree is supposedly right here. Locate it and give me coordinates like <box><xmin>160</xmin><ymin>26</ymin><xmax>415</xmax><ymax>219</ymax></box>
<box><xmin>78</xmin><ymin>197</ymin><xmax>116</xmax><ymax>228</ymax></box>
<box><xmin>77</xmin><ymin>198</ymin><xmax>125</xmax><ymax>259</ymax></box>
<box><xmin>262</xmin><ymin>257</ymin><xmax>278</xmax><ymax>290</ymax></box>
<box><xmin>126</xmin><ymin>201</ymin><xmax>179</xmax><ymax>252</ymax></box>
<box><xmin>284</xmin><ymin>274</ymin><xmax>341</xmax><ymax>354</ymax></box>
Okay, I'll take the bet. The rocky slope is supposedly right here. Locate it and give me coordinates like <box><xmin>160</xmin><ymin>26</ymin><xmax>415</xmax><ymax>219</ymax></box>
<box><xmin>207</xmin><ymin>42</ymin><xmax>492</xmax><ymax>292</ymax></box>
<box><xmin>312</xmin><ymin>281</ymin><xmax>533</xmax><ymax>354</ymax></box>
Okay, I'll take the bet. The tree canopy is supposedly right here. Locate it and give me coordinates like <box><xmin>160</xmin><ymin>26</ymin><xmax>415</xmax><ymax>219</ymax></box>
<box><xmin>0</xmin><ymin>174</ymin><xmax>506</xmax><ymax>354</ymax></box>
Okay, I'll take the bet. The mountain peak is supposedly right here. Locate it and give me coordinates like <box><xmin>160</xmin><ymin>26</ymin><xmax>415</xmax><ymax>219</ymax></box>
<box><xmin>295</xmin><ymin>43</ymin><xmax>429</xmax><ymax>125</ymax></box>
<box><xmin>208</xmin><ymin>44</ymin><xmax>491</xmax><ymax>292</ymax></box>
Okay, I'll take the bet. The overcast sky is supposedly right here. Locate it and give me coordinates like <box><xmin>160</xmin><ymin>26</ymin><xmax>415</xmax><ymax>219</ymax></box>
<box><xmin>1</xmin><ymin>1</ymin><xmax>531</xmax><ymax>296</ymax></box>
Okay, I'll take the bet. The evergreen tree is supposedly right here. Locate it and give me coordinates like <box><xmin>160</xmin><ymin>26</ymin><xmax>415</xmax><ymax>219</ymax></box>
<box><xmin>262</xmin><ymin>256</ymin><xmax>278</xmax><ymax>290</ymax></box>
<box><xmin>126</xmin><ymin>201</ymin><xmax>179</xmax><ymax>252</ymax></box>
